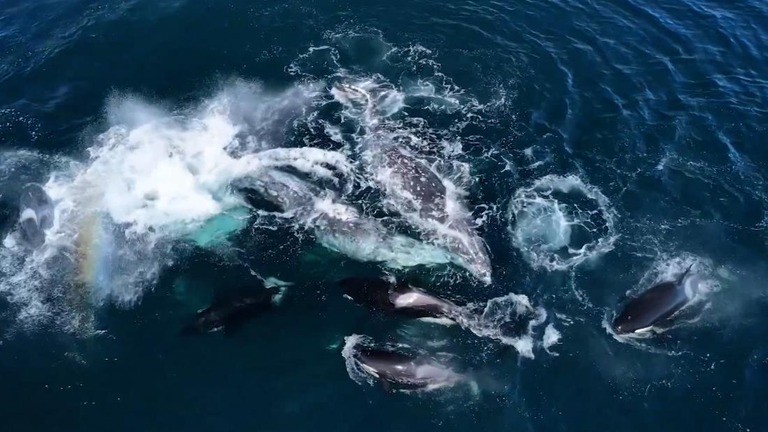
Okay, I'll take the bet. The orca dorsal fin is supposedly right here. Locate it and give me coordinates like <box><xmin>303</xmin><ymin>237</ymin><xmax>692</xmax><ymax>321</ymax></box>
<box><xmin>677</xmin><ymin>264</ymin><xmax>694</xmax><ymax>285</ymax></box>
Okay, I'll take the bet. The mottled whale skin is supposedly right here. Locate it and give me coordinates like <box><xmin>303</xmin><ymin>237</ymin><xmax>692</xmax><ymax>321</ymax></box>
<box><xmin>339</xmin><ymin>277</ymin><xmax>459</xmax><ymax>322</ymax></box>
<box><xmin>373</xmin><ymin>145</ymin><xmax>493</xmax><ymax>284</ymax></box>
<box><xmin>181</xmin><ymin>288</ymin><xmax>277</xmax><ymax>336</ymax></box>
<box><xmin>237</xmin><ymin>169</ymin><xmax>453</xmax><ymax>268</ymax></box>
<box><xmin>333</xmin><ymin>84</ymin><xmax>492</xmax><ymax>284</ymax></box>
<box><xmin>613</xmin><ymin>265</ymin><xmax>694</xmax><ymax>335</ymax></box>
<box><xmin>18</xmin><ymin>183</ymin><xmax>54</xmax><ymax>249</ymax></box>
<box><xmin>352</xmin><ymin>346</ymin><xmax>463</xmax><ymax>391</ymax></box>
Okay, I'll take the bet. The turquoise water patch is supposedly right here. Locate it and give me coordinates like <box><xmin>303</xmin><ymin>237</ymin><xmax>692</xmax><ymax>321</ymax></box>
<box><xmin>187</xmin><ymin>207</ymin><xmax>251</xmax><ymax>247</ymax></box>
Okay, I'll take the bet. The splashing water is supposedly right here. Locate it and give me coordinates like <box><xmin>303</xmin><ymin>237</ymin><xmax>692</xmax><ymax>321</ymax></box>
<box><xmin>290</xmin><ymin>31</ymin><xmax>497</xmax><ymax>283</ymax></box>
<box><xmin>331</xmin><ymin>82</ymin><xmax>492</xmax><ymax>283</ymax></box>
<box><xmin>542</xmin><ymin>324</ymin><xmax>562</xmax><ymax>355</ymax></box>
<box><xmin>604</xmin><ymin>253</ymin><xmax>723</xmax><ymax>349</ymax></box>
<box><xmin>0</xmin><ymin>82</ymin><xmax>357</xmax><ymax>333</ymax></box>
<box><xmin>341</xmin><ymin>334</ymin><xmax>467</xmax><ymax>393</ymax></box>
<box><xmin>509</xmin><ymin>175</ymin><xmax>618</xmax><ymax>271</ymax></box>
<box><xmin>342</xmin><ymin>334</ymin><xmax>376</xmax><ymax>387</ymax></box>
<box><xmin>451</xmin><ymin>293</ymin><xmax>550</xmax><ymax>359</ymax></box>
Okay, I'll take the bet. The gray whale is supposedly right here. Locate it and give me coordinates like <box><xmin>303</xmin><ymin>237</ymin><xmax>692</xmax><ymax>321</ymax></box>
<box><xmin>333</xmin><ymin>83</ymin><xmax>492</xmax><ymax>284</ymax></box>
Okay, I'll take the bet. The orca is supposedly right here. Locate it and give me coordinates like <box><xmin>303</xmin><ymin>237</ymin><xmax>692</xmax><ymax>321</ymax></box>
<box><xmin>339</xmin><ymin>277</ymin><xmax>459</xmax><ymax>323</ymax></box>
<box><xmin>18</xmin><ymin>183</ymin><xmax>54</xmax><ymax>249</ymax></box>
<box><xmin>181</xmin><ymin>287</ymin><xmax>279</xmax><ymax>336</ymax></box>
<box><xmin>613</xmin><ymin>265</ymin><xmax>694</xmax><ymax>335</ymax></box>
<box><xmin>352</xmin><ymin>346</ymin><xmax>463</xmax><ymax>391</ymax></box>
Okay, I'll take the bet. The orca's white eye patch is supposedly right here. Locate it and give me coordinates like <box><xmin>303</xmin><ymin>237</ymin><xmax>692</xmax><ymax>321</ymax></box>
<box><xmin>19</xmin><ymin>208</ymin><xmax>38</xmax><ymax>224</ymax></box>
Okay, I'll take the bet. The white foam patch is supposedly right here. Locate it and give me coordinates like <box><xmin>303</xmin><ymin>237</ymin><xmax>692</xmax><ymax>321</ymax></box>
<box><xmin>47</xmin><ymin>97</ymin><xmax>347</xmax><ymax>240</ymax></box>
<box><xmin>19</xmin><ymin>208</ymin><xmax>37</xmax><ymax>223</ymax></box>
<box><xmin>0</xmin><ymin>82</ymin><xmax>344</xmax><ymax>334</ymax></box>
<box><xmin>631</xmin><ymin>254</ymin><xmax>720</xmax><ymax>308</ymax></box>
<box><xmin>509</xmin><ymin>174</ymin><xmax>618</xmax><ymax>271</ymax></box>
<box><xmin>341</xmin><ymin>334</ymin><xmax>377</xmax><ymax>387</ymax></box>
<box><xmin>452</xmin><ymin>293</ymin><xmax>548</xmax><ymax>359</ymax></box>
<box><xmin>543</xmin><ymin>324</ymin><xmax>562</xmax><ymax>355</ymax></box>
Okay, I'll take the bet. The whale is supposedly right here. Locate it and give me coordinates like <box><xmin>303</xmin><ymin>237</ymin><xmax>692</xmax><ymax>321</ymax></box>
<box><xmin>613</xmin><ymin>265</ymin><xmax>694</xmax><ymax>335</ymax></box>
<box><xmin>373</xmin><ymin>145</ymin><xmax>492</xmax><ymax>284</ymax></box>
<box><xmin>339</xmin><ymin>277</ymin><xmax>459</xmax><ymax>324</ymax></box>
<box><xmin>181</xmin><ymin>287</ymin><xmax>279</xmax><ymax>336</ymax></box>
<box><xmin>332</xmin><ymin>83</ymin><xmax>492</xmax><ymax>284</ymax></box>
<box><xmin>235</xmin><ymin>169</ymin><xmax>453</xmax><ymax>269</ymax></box>
<box><xmin>352</xmin><ymin>345</ymin><xmax>464</xmax><ymax>391</ymax></box>
<box><xmin>17</xmin><ymin>183</ymin><xmax>54</xmax><ymax>249</ymax></box>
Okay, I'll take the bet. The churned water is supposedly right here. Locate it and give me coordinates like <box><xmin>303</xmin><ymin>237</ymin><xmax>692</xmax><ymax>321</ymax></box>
<box><xmin>1</xmin><ymin>0</ymin><xmax>767</xmax><ymax>431</ymax></box>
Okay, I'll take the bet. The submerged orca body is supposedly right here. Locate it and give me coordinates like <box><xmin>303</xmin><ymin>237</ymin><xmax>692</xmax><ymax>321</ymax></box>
<box><xmin>181</xmin><ymin>288</ymin><xmax>278</xmax><ymax>336</ymax></box>
<box><xmin>18</xmin><ymin>183</ymin><xmax>54</xmax><ymax>249</ymax></box>
<box><xmin>613</xmin><ymin>265</ymin><xmax>694</xmax><ymax>335</ymax></box>
<box><xmin>352</xmin><ymin>346</ymin><xmax>462</xmax><ymax>391</ymax></box>
<box><xmin>340</xmin><ymin>277</ymin><xmax>459</xmax><ymax>323</ymax></box>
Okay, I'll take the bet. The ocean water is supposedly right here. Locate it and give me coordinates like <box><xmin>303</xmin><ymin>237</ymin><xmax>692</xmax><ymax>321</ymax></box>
<box><xmin>1</xmin><ymin>0</ymin><xmax>767</xmax><ymax>430</ymax></box>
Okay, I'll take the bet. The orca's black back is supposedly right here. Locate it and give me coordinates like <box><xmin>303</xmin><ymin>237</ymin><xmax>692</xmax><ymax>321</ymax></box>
<box><xmin>615</xmin><ymin>281</ymin><xmax>688</xmax><ymax>332</ymax></box>
<box><xmin>338</xmin><ymin>277</ymin><xmax>394</xmax><ymax>312</ymax></box>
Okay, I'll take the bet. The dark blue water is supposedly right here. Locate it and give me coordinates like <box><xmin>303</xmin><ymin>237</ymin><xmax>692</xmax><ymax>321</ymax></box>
<box><xmin>2</xmin><ymin>0</ymin><xmax>767</xmax><ymax>431</ymax></box>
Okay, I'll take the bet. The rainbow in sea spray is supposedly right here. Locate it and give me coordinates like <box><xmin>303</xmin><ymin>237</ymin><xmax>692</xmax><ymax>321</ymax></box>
<box><xmin>75</xmin><ymin>211</ymin><xmax>115</xmax><ymax>300</ymax></box>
